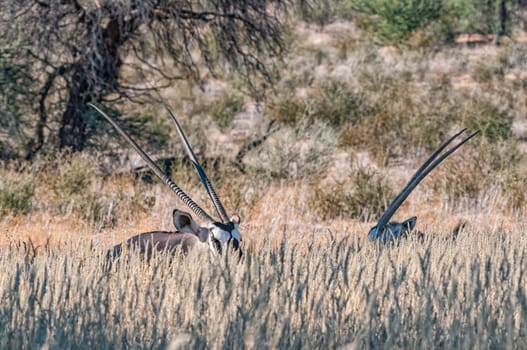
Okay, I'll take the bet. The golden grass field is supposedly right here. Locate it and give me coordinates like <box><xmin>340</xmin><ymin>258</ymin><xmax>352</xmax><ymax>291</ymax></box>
<box><xmin>0</xmin><ymin>176</ymin><xmax>526</xmax><ymax>348</ymax></box>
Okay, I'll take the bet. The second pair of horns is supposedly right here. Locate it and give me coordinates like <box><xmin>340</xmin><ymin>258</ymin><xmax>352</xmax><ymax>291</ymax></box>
<box><xmin>371</xmin><ymin>128</ymin><xmax>480</xmax><ymax>239</ymax></box>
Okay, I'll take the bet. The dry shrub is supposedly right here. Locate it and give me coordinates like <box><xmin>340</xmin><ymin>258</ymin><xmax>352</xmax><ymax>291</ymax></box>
<box><xmin>167</xmin><ymin>156</ymin><xmax>221</xmax><ymax>188</ymax></box>
<box><xmin>268</xmin><ymin>79</ymin><xmax>368</xmax><ymax>128</ymax></box>
<box><xmin>309</xmin><ymin>166</ymin><xmax>394</xmax><ymax>220</ymax></box>
<box><xmin>109</xmin><ymin>177</ymin><xmax>157</xmax><ymax>222</ymax></box>
<box><xmin>338</xmin><ymin>77</ymin><xmax>454</xmax><ymax>162</ymax></box>
<box><xmin>136</xmin><ymin>154</ymin><xmax>267</xmax><ymax>216</ymax></box>
<box><xmin>51</xmin><ymin>153</ymin><xmax>109</xmax><ymax>224</ymax></box>
<box><xmin>338</xmin><ymin>67</ymin><xmax>518</xmax><ymax>165</ymax></box>
<box><xmin>42</xmin><ymin>153</ymin><xmax>155</xmax><ymax>227</ymax></box>
<box><xmin>471</xmin><ymin>60</ymin><xmax>505</xmax><ymax>84</ymax></box>
<box><xmin>430</xmin><ymin>138</ymin><xmax>526</xmax><ymax>210</ymax></box>
<box><xmin>176</xmin><ymin>155</ymin><xmax>270</xmax><ymax>215</ymax></box>
<box><xmin>294</xmin><ymin>0</ymin><xmax>352</xmax><ymax>25</ymax></box>
<box><xmin>0</xmin><ymin>171</ymin><xmax>34</xmax><ymax>218</ymax></box>
<box><xmin>500</xmin><ymin>169</ymin><xmax>527</xmax><ymax>211</ymax></box>
<box><xmin>243</xmin><ymin>121</ymin><xmax>336</xmax><ymax>180</ymax></box>
<box><xmin>267</xmin><ymin>89</ymin><xmax>306</xmax><ymax>126</ymax></box>
<box><xmin>459</xmin><ymin>97</ymin><xmax>513</xmax><ymax>143</ymax></box>
<box><xmin>206</xmin><ymin>92</ymin><xmax>244</xmax><ymax>129</ymax></box>
<box><xmin>215</xmin><ymin>171</ymin><xmax>271</xmax><ymax>217</ymax></box>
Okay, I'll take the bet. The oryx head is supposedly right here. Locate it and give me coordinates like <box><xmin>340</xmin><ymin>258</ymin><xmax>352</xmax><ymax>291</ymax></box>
<box><xmin>88</xmin><ymin>103</ymin><xmax>242</xmax><ymax>257</ymax></box>
<box><xmin>369</xmin><ymin>128</ymin><xmax>480</xmax><ymax>243</ymax></box>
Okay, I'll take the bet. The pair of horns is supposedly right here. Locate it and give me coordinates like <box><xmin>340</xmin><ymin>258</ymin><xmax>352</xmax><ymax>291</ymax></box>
<box><xmin>372</xmin><ymin>128</ymin><xmax>480</xmax><ymax>238</ymax></box>
<box><xmin>88</xmin><ymin>103</ymin><xmax>229</xmax><ymax>225</ymax></box>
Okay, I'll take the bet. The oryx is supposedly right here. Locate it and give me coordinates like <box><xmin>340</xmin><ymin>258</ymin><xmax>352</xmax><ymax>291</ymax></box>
<box><xmin>368</xmin><ymin>128</ymin><xmax>480</xmax><ymax>243</ymax></box>
<box><xmin>88</xmin><ymin>103</ymin><xmax>242</xmax><ymax>260</ymax></box>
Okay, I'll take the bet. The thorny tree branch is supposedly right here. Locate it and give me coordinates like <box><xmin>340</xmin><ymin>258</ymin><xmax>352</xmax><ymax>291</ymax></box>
<box><xmin>3</xmin><ymin>0</ymin><xmax>293</xmax><ymax>155</ymax></box>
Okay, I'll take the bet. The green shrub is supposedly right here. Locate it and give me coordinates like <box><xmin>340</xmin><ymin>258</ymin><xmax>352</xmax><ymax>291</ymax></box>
<box><xmin>350</xmin><ymin>0</ymin><xmax>443</xmax><ymax>43</ymax></box>
<box><xmin>309</xmin><ymin>167</ymin><xmax>394</xmax><ymax>220</ymax></box>
<box><xmin>52</xmin><ymin>154</ymin><xmax>111</xmax><ymax>225</ymax></box>
<box><xmin>268</xmin><ymin>79</ymin><xmax>368</xmax><ymax>128</ymax></box>
<box><xmin>0</xmin><ymin>174</ymin><xmax>35</xmax><ymax>217</ymax></box>
<box><xmin>461</xmin><ymin>102</ymin><xmax>513</xmax><ymax>143</ymax></box>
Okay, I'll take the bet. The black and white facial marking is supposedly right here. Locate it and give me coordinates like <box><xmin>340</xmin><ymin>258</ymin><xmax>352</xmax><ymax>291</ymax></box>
<box><xmin>368</xmin><ymin>217</ymin><xmax>416</xmax><ymax>243</ymax></box>
<box><xmin>208</xmin><ymin>216</ymin><xmax>242</xmax><ymax>256</ymax></box>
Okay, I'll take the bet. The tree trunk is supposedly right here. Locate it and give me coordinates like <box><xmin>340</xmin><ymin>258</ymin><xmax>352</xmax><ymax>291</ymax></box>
<box><xmin>58</xmin><ymin>72</ymin><xmax>90</xmax><ymax>151</ymax></box>
<box><xmin>498</xmin><ymin>0</ymin><xmax>508</xmax><ymax>36</ymax></box>
<box><xmin>58</xmin><ymin>17</ymin><xmax>125</xmax><ymax>151</ymax></box>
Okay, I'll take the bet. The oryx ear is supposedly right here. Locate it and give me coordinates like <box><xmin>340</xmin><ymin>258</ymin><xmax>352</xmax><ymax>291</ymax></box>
<box><xmin>173</xmin><ymin>209</ymin><xmax>208</xmax><ymax>242</ymax></box>
<box><xmin>173</xmin><ymin>209</ymin><xmax>198</xmax><ymax>232</ymax></box>
<box><xmin>230</xmin><ymin>214</ymin><xmax>241</xmax><ymax>225</ymax></box>
<box><xmin>402</xmin><ymin>216</ymin><xmax>417</xmax><ymax>231</ymax></box>
<box><xmin>172</xmin><ymin>209</ymin><xmax>200</xmax><ymax>235</ymax></box>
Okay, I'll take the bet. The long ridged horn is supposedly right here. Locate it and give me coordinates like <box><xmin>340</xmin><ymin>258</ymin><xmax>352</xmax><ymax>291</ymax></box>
<box><xmin>163</xmin><ymin>103</ymin><xmax>230</xmax><ymax>223</ymax></box>
<box><xmin>382</xmin><ymin>128</ymin><xmax>468</xmax><ymax>220</ymax></box>
<box><xmin>88</xmin><ymin>103</ymin><xmax>215</xmax><ymax>223</ymax></box>
<box><xmin>373</xmin><ymin>129</ymin><xmax>480</xmax><ymax>238</ymax></box>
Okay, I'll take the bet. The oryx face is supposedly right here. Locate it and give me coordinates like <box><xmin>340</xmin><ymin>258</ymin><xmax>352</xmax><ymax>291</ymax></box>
<box><xmin>208</xmin><ymin>217</ymin><xmax>242</xmax><ymax>256</ymax></box>
<box><xmin>172</xmin><ymin>209</ymin><xmax>242</xmax><ymax>256</ymax></box>
<box><xmin>368</xmin><ymin>217</ymin><xmax>416</xmax><ymax>243</ymax></box>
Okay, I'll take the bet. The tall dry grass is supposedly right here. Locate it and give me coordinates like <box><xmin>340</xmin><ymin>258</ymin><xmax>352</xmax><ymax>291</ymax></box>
<box><xmin>1</xmin><ymin>223</ymin><xmax>526</xmax><ymax>349</ymax></box>
<box><xmin>1</xmin><ymin>159</ymin><xmax>523</xmax><ymax>348</ymax></box>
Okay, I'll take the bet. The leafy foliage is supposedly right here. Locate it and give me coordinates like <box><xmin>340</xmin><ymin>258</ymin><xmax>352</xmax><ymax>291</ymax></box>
<box><xmin>350</xmin><ymin>0</ymin><xmax>443</xmax><ymax>42</ymax></box>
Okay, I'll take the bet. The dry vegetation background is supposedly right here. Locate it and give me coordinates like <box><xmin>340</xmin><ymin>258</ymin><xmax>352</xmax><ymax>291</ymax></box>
<box><xmin>1</xmin><ymin>1</ymin><xmax>527</xmax><ymax>348</ymax></box>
